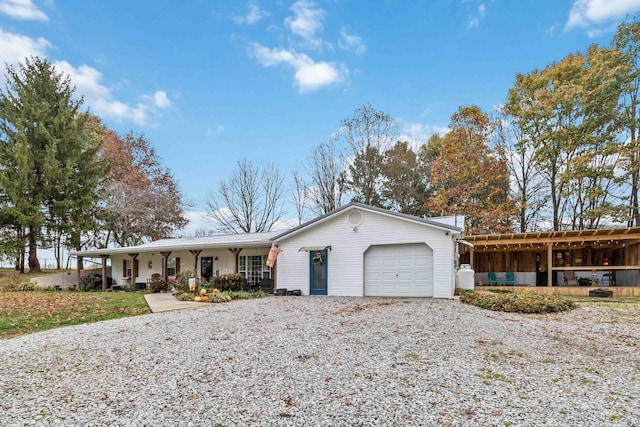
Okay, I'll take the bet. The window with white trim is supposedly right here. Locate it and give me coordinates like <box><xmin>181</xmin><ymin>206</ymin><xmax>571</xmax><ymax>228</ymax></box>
<box><xmin>167</xmin><ymin>257</ymin><xmax>177</xmax><ymax>277</ymax></box>
<box><xmin>239</xmin><ymin>255</ymin><xmax>270</xmax><ymax>285</ymax></box>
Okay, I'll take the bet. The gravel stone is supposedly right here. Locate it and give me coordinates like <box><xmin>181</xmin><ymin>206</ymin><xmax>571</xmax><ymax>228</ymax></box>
<box><xmin>1</xmin><ymin>297</ymin><xmax>639</xmax><ymax>426</ymax></box>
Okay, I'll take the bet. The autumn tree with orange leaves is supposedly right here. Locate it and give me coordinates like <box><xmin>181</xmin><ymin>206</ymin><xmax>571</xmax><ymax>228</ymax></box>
<box><xmin>90</xmin><ymin>117</ymin><xmax>188</xmax><ymax>247</ymax></box>
<box><xmin>426</xmin><ymin>106</ymin><xmax>515</xmax><ymax>234</ymax></box>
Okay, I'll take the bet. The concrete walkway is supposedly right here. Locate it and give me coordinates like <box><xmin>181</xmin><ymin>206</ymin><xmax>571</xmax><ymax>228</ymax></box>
<box><xmin>144</xmin><ymin>293</ymin><xmax>200</xmax><ymax>313</ymax></box>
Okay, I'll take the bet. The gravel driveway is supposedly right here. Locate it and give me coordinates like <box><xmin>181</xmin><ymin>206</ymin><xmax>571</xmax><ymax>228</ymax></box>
<box><xmin>1</xmin><ymin>296</ymin><xmax>639</xmax><ymax>426</ymax></box>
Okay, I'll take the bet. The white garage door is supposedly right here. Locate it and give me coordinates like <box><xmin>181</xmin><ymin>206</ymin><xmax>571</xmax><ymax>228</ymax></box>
<box><xmin>365</xmin><ymin>243</ymin><xmax>433</xmax><ymax>297</ymax></box>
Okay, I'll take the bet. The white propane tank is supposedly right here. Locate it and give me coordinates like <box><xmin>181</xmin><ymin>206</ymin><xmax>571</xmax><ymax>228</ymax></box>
<box><xmin>456</xmin><ymin>264</ymin><xmax>475</xmax><ymax>290</ymax></box>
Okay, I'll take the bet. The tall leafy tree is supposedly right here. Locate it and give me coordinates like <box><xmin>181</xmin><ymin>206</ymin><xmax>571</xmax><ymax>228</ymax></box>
<box><xmin>613</xmin><ymin>17</ymin><xmax>640</xmax><ymax>226</ymax></box>
<box><xmin>0</xmin><ymin>57</ymin><xmax>103</xmax><ymax>272</ymax></box>
<box><xmin>426</xmin><ymin>106</ymin><xmax>514</xmax><ymax>234</ymax></box>
<box><xmin>380</xmin><ymin>141</ymin><xmax>428</xmax><ymax>216</ymax></box>
<box><xmin>505</xmin><ymin>46</ymin><xmax>625</xmax><ymax>230</ymax></box>
<box><xmin>95</xmin><ymin>123</ymin><xmax>188</xmax><ymax>247</ymax></box>
<box><xmin>341</xmin><ymin>104</ymin><xmax>397</xmax><ymax>206</ymax></box>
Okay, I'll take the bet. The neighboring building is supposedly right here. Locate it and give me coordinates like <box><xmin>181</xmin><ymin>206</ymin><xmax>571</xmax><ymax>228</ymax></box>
<box><xmin>72</xmin><ymin>203</ymin><xmax>464</xmax><ymax>298</ymax></box>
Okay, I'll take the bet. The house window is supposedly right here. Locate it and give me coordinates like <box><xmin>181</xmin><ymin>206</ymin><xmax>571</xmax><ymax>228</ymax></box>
<box><xmin>124</xmin><ymin>259</ymin><xmax>132</xmax><ymax>278</ymax></box>
<box><xmin>167</xmin><ymin>257</ymin><xmax>180</xmax><ymax>277</ymax></box>
<box><xmin>239</xmin><ymin>255</ymin><xmax>270</xmax><ymax>285</ymax></box>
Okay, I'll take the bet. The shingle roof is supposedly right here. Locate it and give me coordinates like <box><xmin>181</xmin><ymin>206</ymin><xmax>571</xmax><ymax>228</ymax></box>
<box><xmin>71</xmin><ymin>231</ymin><xmax>280</xmax><ymax>257</ymax></box>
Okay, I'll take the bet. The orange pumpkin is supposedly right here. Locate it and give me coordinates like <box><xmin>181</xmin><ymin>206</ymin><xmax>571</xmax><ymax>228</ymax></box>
<box><xmin>213</xmin><ymin>288</ymin><xmax>220</xmax><ymax>294</ymax></box>
<box><xmin>201</xmin><ymin>296</ymin><xmax>209</xmax><ymax>302</ymax></box>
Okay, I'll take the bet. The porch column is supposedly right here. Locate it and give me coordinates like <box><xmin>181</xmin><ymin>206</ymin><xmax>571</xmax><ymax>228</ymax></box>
<box><xmin>547</xmin><ymin>242</ymin><xmax>553</xmax><ymax>287</ymax></box>
<box><xmin>101</xmin><ymin>255</ymin><xmax>109</xmax><ymax>291</ymax></box>
<box><xmin>469</xmin><ymin>248</ymin><xmax>474</xmax><ymax>269</ymax></box>
<box><xmin>160</xmin><ymin>251</ymin><xmax>172</xmax><ymax>280</ymax></box>
<box><xmin>128</xmin><ymin>253</ymin><xmax>139</xmax><ymax>289</ymax></box>
<box><xmin>189</xmin><ymin>250</ymin><xmax>202</xmax><ymax>277</ymax></box>
<box><xmin>228</xmin><ymin>248</ymin><xmax>243</xmax><ymax>273</ymax></box>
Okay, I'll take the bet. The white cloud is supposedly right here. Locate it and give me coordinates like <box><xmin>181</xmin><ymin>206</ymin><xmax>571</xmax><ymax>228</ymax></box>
<box><xmin>0</xmin><ymin>28</ymin><xmax>170</xmax><ymax>127</ymax></box>
<box><xmin>285</xmin><ymin>0</ymin><xmax>325</xmax><ymax>49</ymax></box>
<box><xmin>398</xmin><ymin>119</ymin><xmax>449</xmax><ymax>147</ymax></box>
<box><xmin>566</xmin><ymin>0</ymin><xmax>640</xmax><ymax>30</ymax></box>
<box><xmin>152</xmin><ymin>90</ymin><xmax>171</xmax><ymax>108</ymax></box>
<box><xmin>0</xmin><ymin>0</ymin><xmax>48</xmax><ymax>21</ymax></box>
<box><xmin>251</xmin><ymin>43</ymin><xmax>343</xmax><ymax>93</ymax></box>
<box><xmin>175</xmin><ymin>211</ymin><xmax>218</xmax><ymax>237</ymax></box>
<box><xmin>233</xmin><ymin>1</ymin><xmax>270</xmax><ymax>25</ymax></box>
<box><xmin>467</xmin><ymin>3</ymin><xmax>486</xmax><ymax>28</ymax></box>
<box><xmin>338</xmin><ymin>27</ymin><xmax>366</xmax><ymax>55</ymax></box>
<box><xmin>54</xmin><ymin>60</ymin><xmax>169</xmax><ymax>126</ymax></box>
<box><xmin>0</xmin><ymin>27</ymin><xmax>50</xmax><ymax>66</ymax></box>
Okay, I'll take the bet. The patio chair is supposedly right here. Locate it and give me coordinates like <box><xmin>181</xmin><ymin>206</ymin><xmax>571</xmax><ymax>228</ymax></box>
<box><xmin>564</xmin><ymin>270</ymin><xmax>578</xmax><ymax>286</ymax></box>
<box><xmin>504</xmin><ymin>272</ymin><xmax>516</xmax><ymax>286</ymax></box>
<box><xmin>488</xmin><ymin>272</ymin><xmax>501</xmax><ymax>286</ymax></box>
<box><xmin>259</xmin><ymin>278</ymin><xmax>274</xmax><ymax>293</ymax></box>
<box><xmin>601</xmin><ymin>273</ymin><xmax>613</xmax><ymax>286</ymax></box>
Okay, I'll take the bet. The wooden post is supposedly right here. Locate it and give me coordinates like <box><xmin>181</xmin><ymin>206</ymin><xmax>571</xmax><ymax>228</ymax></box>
<box><xmin>470</xmin><ymin>248</ymin><xmax>474</xmax><ymax>269</ymax></box>
<box><xmin>76</xmin><ymin>255</ymin><xmax>83</xmax><ymax>290</ymax></box>
<box><xmin>101</xmin><ymin>255</ymin><xmax>109</xmax><ymax>291</ymax></box>
<box><xmin>160</xmin><ymin>251</ymin><xmax>172</xmax><ymax>280</ymax></box>
<box><xmin>127</xmin><ymin>253</ymin><xmax>139</xmax><ymax>289</ymax></box>
<box><xmin>547</xmin><ymin>243</ymin><xmax>553</xmax><ymax>287</ymax></box>
<box><xmin>189</xmin><ymin>250</ymin><xmax>202</xmax><ymax>277</ymax></box>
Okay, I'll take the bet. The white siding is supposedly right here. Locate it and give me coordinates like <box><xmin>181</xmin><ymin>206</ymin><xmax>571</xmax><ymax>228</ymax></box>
<box><xmin>110</xmin><ymin>247</ymin><xmax>269</xmax><ymax>284</ymax></box>
<box><xmin>275</xmin><ymin>208</ymin><xmax>455</xmax><ymax>298</ymax></box>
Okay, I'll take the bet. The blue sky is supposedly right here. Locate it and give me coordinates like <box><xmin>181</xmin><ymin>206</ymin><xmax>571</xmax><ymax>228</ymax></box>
<box><xmin>2</xmin><ymin>0</ymin><xmax>640</xmax><ymax>236</ymax></box>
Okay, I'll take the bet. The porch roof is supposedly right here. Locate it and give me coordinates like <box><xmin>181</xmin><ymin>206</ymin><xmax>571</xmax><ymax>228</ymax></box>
<box><xmin>71</xmin><ymin>231</ymin><xmax>281</xmax><ymax>257</ymax></box>
<box><xmin>465</xmin><ymin>227</ymin><xmax>640</xmax><ymax>252</ymax></box>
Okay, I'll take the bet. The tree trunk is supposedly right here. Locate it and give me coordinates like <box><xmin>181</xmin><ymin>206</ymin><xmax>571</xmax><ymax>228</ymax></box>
<box><xmin>55</xmin><ymin>233</ymin><xmax>62</xmax><ymax>270</ymax></box>
<box><xmin>27</xmin><ymin>227</ymin><xmax>41</xmax><ymax>273</ymax></box>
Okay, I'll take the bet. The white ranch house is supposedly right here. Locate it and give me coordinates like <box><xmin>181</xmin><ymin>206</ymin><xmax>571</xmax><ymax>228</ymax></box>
<box><xmin>72</xmin><ymin>203</ymin><xmax>464</xmax><ymax>299</ymax></box>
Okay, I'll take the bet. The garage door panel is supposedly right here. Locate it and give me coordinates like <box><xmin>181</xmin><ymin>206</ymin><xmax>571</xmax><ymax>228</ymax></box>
<box><xmin>397</xmin><ymin>272</ymin><xmax>412</xmax><ymax>280</ymax></box>
<box><xmin>397</xmin><ymin>258</ymin><xmax>412</xmax><ymax>268</ymax></box>
<box><xmin>364</xmin><ymin>243</ymin><xmax>433</xmax><ymax>297</ymax></box>
<box><xmin>382</xmin><ymin>272</ymin><xmax>397</xmax><ymax>281</ymax></box>
<box><xmin>382</xmin><ymin>259</ymin><xmax>396</xmax><ymax>268</ymax></box>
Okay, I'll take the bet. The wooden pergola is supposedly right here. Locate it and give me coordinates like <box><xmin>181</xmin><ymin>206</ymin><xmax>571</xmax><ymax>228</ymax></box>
<box><xmin>461</xmin><ymin>227</ymin><xmax>640</xmax><ymax>288</ymax></box>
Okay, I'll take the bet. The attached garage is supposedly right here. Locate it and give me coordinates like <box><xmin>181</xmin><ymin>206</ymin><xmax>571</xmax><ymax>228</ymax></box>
<box><xmin>364</xmin><ymin>243</ymin><xmax>433</xmax><ymax>297</ymax></box>
<box><xmin>273</xmin><ymin>203</ymin><xmax>463</xmax><ymax>299</ymax></box>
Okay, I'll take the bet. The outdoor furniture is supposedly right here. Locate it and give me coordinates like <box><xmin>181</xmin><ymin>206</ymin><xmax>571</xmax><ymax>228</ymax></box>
<box><xmin>488</xmin><ymin>272</ymin><xmax>502</xmax><ymax>286</ymax></box>
<box><xmin>601</xmin><ymin>273</ymin><xmax>613</xmax><ymax>286</ymax></box>
<box><xmin>564</xmin><ymin>270</ymin><xmax>578</xmax><ymax>286</ymax></box>
<box><xmin>259</xmin><ymin>278</ymin><xmax>274</xmax><ymax>293</ymax></box>
<box><xmin>504</xmin><ymin>272</ymin><xmax>516</xmax><ymax>286</ymax></box>
<box><xmin>578</xmin><ymin>277</ymin><xmax>592</xmax><ymax>286</ymax></box>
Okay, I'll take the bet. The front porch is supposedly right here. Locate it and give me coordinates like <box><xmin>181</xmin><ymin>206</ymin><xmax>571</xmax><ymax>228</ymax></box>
<box><xmin>461</xmin><ymin>227</ymin><xmax>640</xmax><ymax>295</ymax></box>
<box><xmin>71</xmin><ymin>232</ymin><xmax>280</xmax><ymax>291</ymax></box>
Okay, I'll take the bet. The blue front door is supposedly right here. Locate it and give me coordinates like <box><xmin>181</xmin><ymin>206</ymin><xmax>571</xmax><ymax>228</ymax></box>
<box><xmin>309</xmin><ymin>249</ymin><xmax>328</xmax><ymax>295</ymax></box>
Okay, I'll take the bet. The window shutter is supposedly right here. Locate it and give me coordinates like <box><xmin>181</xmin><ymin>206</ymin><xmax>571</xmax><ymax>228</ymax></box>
<box><xmin>133</xmin><ymin>259</ymin><xmax>139</xmax><ymax>279</ymax></box>
<box><xmin>122</xmin><ymin>259</ymin><xmax>127</xmax><ymax>277</ymax></box>
<box><xmin>176</xmin><ymin>257</ymin><xmax>180</xmax><ymax>273</ymax></box>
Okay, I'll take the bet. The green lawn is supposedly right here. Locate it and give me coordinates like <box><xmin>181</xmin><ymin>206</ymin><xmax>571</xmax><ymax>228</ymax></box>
<box><xmin>0</xmin><ymin>291</ymin><xmax>150</xmax><ymax>339</ymax></box>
